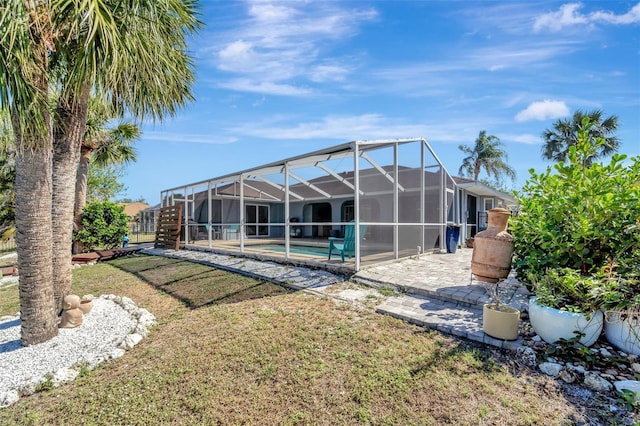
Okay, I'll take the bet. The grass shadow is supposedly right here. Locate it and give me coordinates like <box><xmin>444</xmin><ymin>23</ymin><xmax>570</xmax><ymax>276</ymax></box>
<box><xmin>108</xmin><ymin>255</ymin><xmax>291</xmax><ymax>309</ymax></box>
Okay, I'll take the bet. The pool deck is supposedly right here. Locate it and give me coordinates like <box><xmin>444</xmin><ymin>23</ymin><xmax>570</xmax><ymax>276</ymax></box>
<box><xmin>143</xmin><ymin>246</ymin><xmax>530</xmax><ymax>351</ymax></box>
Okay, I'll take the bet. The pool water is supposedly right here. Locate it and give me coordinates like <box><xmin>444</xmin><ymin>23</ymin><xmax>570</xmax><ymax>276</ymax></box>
<box><xmin>248</xmin><ymin>243</ymin><xmax>329</xmax><ymax>257</ymax></box>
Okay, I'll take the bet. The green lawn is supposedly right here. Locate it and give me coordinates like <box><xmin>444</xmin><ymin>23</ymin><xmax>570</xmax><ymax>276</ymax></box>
<box><xmin>0</xmin><ymin>254</ymin><xmax>605</xmax><ymax>425</ymax></box>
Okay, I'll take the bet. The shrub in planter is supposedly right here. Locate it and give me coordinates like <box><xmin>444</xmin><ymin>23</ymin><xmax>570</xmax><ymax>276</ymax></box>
<box><xmin>511</xmin><ymin>120</ymin><xmax>639</xmax><ymax>345</ymax></box>
<box><xmin>527</xmin><ymin>268</ymin><xmax>604</xmax><ymax>346</ymax></box>
<box><xmin>597</xmin><ymin>259</ymin><xmax>640</xmax><ymax>354</ymax></box>
<box><xmin>511</xmin><ymin>122</ymin><xmax>639</xmax><ymax>291</ymax></box>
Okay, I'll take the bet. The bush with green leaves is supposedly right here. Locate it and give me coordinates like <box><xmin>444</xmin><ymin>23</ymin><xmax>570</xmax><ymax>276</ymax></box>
<box><xmin>74</xmin><ymin>201</ymin><xmax>129</xmax><ymax>252</ymax></box>
<box><xmin>511</xmin><ymin>120</ymin><xmax>639</xmax><ymax>312</ymax></box>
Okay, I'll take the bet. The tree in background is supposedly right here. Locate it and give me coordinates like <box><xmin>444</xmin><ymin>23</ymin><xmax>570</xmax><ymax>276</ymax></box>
<box><xmin>0</xmin><ymin>1</ymin><xmax>200</xmax><ymax>345</ymax></box>
<box><xmin>541</xmin><ymin>109</ymin><xmax>619</xmax><ymax>163</ymax></box>
<box><xmin>458</xmin><ymin>130</ymin><xmax>516</xmax><ymax>186</ymax></box>
<box><xmin>87</xmin><ymin>165</ymin><xmax>127</xmax><ymax>203</ymax></box>
<box><xmin>0</xmin><ymin>102</ymin><xmax>134</xmax><ymax>244</ymax></box>
<box><xmin>73</xmin><ymin>96</ymin><xmax>139</xmax><ymax>254</ymax></box>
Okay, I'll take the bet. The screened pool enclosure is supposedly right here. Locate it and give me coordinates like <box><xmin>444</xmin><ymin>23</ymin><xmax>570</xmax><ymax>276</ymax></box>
<box><xmin>160</xmin><ymin>138</ymin><xmax>460</xmax><ymax>271</ymax></box>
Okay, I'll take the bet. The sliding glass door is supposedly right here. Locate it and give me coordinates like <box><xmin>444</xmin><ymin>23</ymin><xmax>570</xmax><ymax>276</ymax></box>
<box><xmin>246</xmin><ymin>204</ymin><xmax>269</xmax><ymax>236</ymax></box>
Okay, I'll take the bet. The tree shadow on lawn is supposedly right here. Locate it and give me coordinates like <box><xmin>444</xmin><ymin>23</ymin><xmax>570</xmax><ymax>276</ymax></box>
<box><xmin>109</xmin><ymin>255</ymin><xmax>291</xmax><ymax>309</ymax></box>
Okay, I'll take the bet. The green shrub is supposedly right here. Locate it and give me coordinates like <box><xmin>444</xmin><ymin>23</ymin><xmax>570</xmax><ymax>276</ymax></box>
<box><xmin>74</xmin><ymin>201</ymin><xmax>128</xmax><ymax>252</ymax></box>
<box><xmin>511</xmin><ymin>120</ymin><xmax>639</xmax><ymax>311</ymax></box>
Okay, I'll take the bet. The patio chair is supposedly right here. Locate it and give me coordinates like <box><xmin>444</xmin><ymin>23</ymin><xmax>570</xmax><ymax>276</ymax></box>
<box><xmin>205</xmin><ymin>224</ymin><xmax>221</xmax><ymax>240</ymax></box>
<box><xmin>328</xmin><ymin>221</ymin><xmax>367</xmax><ymax>262</ymax></box>
<box><xmin>223</xmin><ymin>224</ymin><xmax>240</xmax><ymax>239</ymax></box>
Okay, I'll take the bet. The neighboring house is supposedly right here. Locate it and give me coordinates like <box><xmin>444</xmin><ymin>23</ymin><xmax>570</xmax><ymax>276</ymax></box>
<box><xmin>119</xmin><ymin>202</ymin><xmax>151</xmax><ymax>219</ymax></box>
<box><xmin>137</xmin><ymin>204</ymin><xmax>160</xmax><ymax>233</ymax></box>
<box><xmin>453</xmin><ymin>177</ymin><xmax>517</xmax><ymax>243</ymax></box>
<box><xmin>159</xmin><ymin>138</ymin><xmax>513</xmax><ymax>271</ymax></box>
<box><xmin>118</xmin><ymin>202</ymin><xmax>151</xmax><ymax>231</ymax></box>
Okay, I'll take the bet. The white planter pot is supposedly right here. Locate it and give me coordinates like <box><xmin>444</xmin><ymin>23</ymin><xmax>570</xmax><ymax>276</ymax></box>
<box><xmin>605</xmin><ymin>311</ymin><xmax>640</xmax><ymax>356</ymax></box>
<box><xmin>528</xmin><ymin>297</ymin><xmax>603</xmax><ymax>347</ymax></box>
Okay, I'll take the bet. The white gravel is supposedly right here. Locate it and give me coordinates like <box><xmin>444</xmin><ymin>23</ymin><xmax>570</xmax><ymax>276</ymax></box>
<box><xmin>0</xmin><ymin>295</ymin><xmax>156</xmax><ymax>408</ymax></box>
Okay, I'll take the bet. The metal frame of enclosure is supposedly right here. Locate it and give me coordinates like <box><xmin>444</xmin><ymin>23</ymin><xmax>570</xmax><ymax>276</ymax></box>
<box><xmin>160</xmin><ymin>138</ymin><xmax>459</xmax><ymax>271</ymax></box>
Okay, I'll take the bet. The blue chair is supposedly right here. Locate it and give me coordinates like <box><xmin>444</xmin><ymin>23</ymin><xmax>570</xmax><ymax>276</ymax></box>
<box><xmin>328</xmin><ymin>221</ymin><xmax>367</xmax><ymax>262</ymax></box>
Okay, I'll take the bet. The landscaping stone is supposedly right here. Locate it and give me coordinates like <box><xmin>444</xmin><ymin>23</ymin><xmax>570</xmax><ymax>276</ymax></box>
<box><xmin>516</xmin><ymin>346</ymin><xmax>537</xmax><ymax>367</ymax></box>
<box><xmin>0</xmin><ymin>391</ymin><xmax>19</xmax><ymax>409</ymax></box>
<box><xmin>52</xmin><ymin>367</ymin><xmax>79</xmax><ymax>387</ymax></box>
<box><xmin>559</xmin><ymin>368</ymin><xmax>579</xmax><ymax>384</ymax></box>
<box><xmin>539</xmin><ymin>362</ymin><xmax>562</xmax><ymax>377</ymax></box>
<box><xmin>600</xmin><ymin>348</ymin><xmax>613</xmax><ymax>357</ymax></box>
<box><xmin>584</xmin><ymin>372</ymin><xmax>613</xmax><ymax>392</ymax></box>
<box><xmin>632</xmin><ymin>363</ymin><xmax>640</xmax><ymax>374</ymax></box>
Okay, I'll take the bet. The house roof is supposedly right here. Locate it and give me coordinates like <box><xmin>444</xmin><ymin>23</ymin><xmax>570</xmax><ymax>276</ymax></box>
<box><xmin>119</xmin><ymin>202</ymin><xmax>151</xmax><ymax>217</ymax></box>
<box><xmin>453</xmin><ymin>177</ymin><xmax>517</xmax><ymax>205</ymax></box>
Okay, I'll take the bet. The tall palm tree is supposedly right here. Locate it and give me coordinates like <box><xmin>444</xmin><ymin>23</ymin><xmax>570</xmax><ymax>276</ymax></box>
<box><xmin>0</xmin><ymin>1</ymin><xmax>200</xmax><ymax>345</ymax></box>
<box><xmin>74</xmin><ymin>96</ymin><xmax>140</xmax><ymax>251</ymax></box>
<box><xmin>458</xmin><ymin>131</ymin><xmax>516</xmax><ymax>185</ymax></box>
<box><xmin>541</xmin><ymin>109</ymin><xmax>619</xmax><ymax>163</ymax></box>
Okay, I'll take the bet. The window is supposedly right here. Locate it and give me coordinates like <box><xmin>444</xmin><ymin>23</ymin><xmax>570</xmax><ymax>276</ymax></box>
<box><xmin>246</xmin><ymin>204</ymin><xmax>269</xmax><ymax>236</ymax></box>
<box><xmin>484</xmin><ymin>198</ymin><xmax>494</xmax><ymax>212</ymax></box>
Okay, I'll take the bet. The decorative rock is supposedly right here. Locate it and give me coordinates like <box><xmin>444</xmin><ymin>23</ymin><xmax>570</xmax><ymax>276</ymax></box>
<box><xmin>516</xmin><ymin>346</ymin><xmax>537</xmax><ymax>367</ymax></box>
<box><xmin>614</xmin><ymin>380</ymin><xmax>640</xmax><ymax>402</ymax></box>
<box><xmin>559</xmin><ymin>368</ymin><xmax>578</xmax><ymax>384</ymax></box>
<box><xmin>569</xmin><ymin>364</ymin><xmax>587</xmax><ymax>375</ymax></box>
<box><xmin>605</xmin><ymin>368</ymin><xmax>619</xmax><ymax>376</ymax></box>
<box><xmin>108</xmin><ymin>348</ymin><xmax>126</xmax><ymax>360</ymax></box>
<box><xmin>531</xmin><ymin>335</ymin><xmax>541</xmax><ymax>342</ymax></box>
<box><xmin>120</xmin><ymin>333</ymin><xmax>143</xmax><ymax>349</ymax></box>
<box><xmin>600</xmin><ymin>348</ymin><xmax>613</xmax><ymax>357</ymax></box>
<box><xmin>632</xmin><ymin>363</ymin><xmax>640</xmax><ymax>374</ymax></box>
<box><xmin>540</xmin><ymin>362</ymin><xmax>563</xmax><ymax>377</ymax></box>
<box><xmin>52</xmin><ymin>367</ymin><xmax>79</xmax><ymax>387</ymax></box>
<box><xmin>584</xmin><ymin>372</ymin><xmax>613</xmax><ymax>392</ymax></box>
<box><xmin>0</xmin><ymin>391</ymin><xmax>19</xmax><ymax>408</ymax></box>
<box><xmin>137</xmin><ymin>309</ymin><xmax>157</xmax><ymax>328</ymax></box>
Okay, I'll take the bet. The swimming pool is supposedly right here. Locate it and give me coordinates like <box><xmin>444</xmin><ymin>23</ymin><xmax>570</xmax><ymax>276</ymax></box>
<box><xmin>248</xmin><ymin>243</ymin><xmax>329</xmax><ymax>257</ymax></box>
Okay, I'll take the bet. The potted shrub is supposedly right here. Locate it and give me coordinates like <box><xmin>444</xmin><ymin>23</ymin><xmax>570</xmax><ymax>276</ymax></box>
<box><xmin>482</xmin><ymin>280</ymin><xmax>520</xmax><ymax>341</ymax></box>
<box><xmin>511</xmin><ymin>120</ymin><xmax>639</xmax><ymax>347</ymax></box>
<box><xmin>527</xmin><ymin>268</ymin><xmax>603</xmax><ymax>346</ymax></box>
<box><xmin>598</xmin><ymin>257</ymin><xmax>640</xmax><ymax>355</ymax></box>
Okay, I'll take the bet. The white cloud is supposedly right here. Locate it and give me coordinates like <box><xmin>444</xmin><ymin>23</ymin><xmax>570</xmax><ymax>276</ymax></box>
<box><xmin>228</xmin><ymin>114</ymin><xmax>427</xmax><ymax>140</ymax></box>
<box><xmin>591</xmin><ymin>3</ymin><xmax>640</xmax><ymax>25</ymax></box>
<box><xmin>218</xmin><ymin>79</ymin><xmax>311</xmax><ymax>96</ymax></box>
<box><xmin>534</xmin><ymin>2</ymin><xmax>640</xmax><ymax>32</ymax></box>
<box><xmin>144</xmin><ymin>132</ymin><xmax>238</xmax><ymax>145</ymax></box>
<box><xmin>309</xmin><ymin>63</ymin><xmax>352</xmax><ymax>83</ymax></box>
<box><xmin>509</xmin><ymin>133</ymin><xmax>541</xmax><ymax>145</ymax></box>
<box><xmin>225</xmin><ymin>113</ymin><xmax>493</xmax><ymax>145</ymax></box>
<box><xmin>515</xmin><ymin>100</ymin><xmax>569</xmax><ymax>122</ymax></box>
<box><xmin>209</xmin><ymin>1</ymin><xmax>378</xmax><ymax>95</ymax></box>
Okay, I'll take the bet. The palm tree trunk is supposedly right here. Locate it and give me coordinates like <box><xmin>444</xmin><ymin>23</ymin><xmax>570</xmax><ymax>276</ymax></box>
<box><xmin>13</xmin><ymin>123</ymin><xmax>57</xmax><ymax>346</ymax></box>
<box><xmin>52</xmin><ymin>88</ymin><xmax>90</xmax><ymax>309</ymax></box>
<box><xmin>73</xmin><ymin>146</ymin><xmax>92</xmax><ymax>254</ymax></box>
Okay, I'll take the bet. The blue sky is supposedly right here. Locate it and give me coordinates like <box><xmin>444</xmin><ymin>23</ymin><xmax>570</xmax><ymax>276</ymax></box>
<box><xmin>121</xmin><ymin>1</ymin><xmax>640</xmax><ymax>205</ymax></box>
